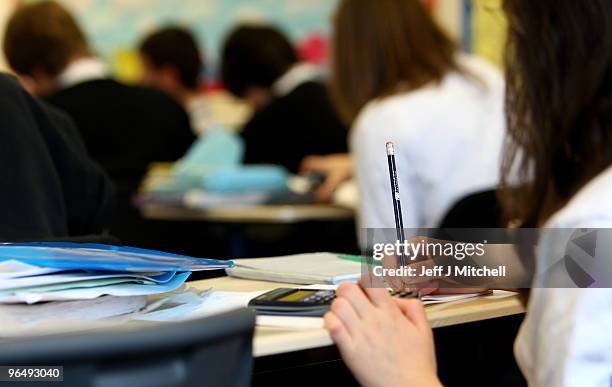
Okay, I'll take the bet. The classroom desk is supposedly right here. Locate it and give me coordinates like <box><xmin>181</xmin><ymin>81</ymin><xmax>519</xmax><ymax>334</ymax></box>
<box><xmin>140</xmin><ymin>203</ymin><xmax>354</xmax><ymax>224</ymax></box>
<box><xmin>188</xmin><ymin>276</ymin><xmax>526</xmax><ymax>358</ymax></box>
<box><xmin>139</xmin><ymin>162</ymin><xmax>355</xmax><ymax>224</ymax></box>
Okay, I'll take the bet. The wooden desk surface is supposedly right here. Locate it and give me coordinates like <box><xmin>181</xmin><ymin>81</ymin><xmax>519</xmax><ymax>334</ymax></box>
<box><xmin>189</xmin><ymin>277</ymin><xmax>525</xmax><ymax>357</ymax></box>
<box><xmin>140</xmin><ymin>203</ymin><xmax>354</xmax><ymax>224</ymax></box>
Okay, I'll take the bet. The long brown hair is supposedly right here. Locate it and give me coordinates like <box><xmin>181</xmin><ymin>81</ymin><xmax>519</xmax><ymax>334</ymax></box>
<box><xmin>331</xmin><ymin>0</ymin><xmax>460</xmax><ymax>124</ymax></box>
<box><xmin>500</xmin><ymin>0</ymin><xmax>612</xmax><ymax>226</ymax></box>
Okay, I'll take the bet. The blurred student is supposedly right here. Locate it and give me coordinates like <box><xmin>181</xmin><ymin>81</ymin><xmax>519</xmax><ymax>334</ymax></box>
<box><xmin>0</xmin><ymin>73</ymin><xmax>114</xmax><ymax>240</ymax></box>
<box><xmin>221</xmin><ymin>24</ymin><xmax>348</xmax><ymax>173</ymax></box>
<box><xmin>3</xmin><ymin>1</ymin><xmax>195</xmax><ymax>241</ymax></box>
<box><xmin>304</xmin><ymin>0</ymin><xmax>505</xmax><ymax>232</ymax></box>
<box><xmin>325</xmin><ymin>0</ymin><xmax>612</xmax><ymax>386</ymax></box>
<box><xmin>140</xmin><ymin>26</ymin><xmax>213</xmax><ymax>136</ymax></box>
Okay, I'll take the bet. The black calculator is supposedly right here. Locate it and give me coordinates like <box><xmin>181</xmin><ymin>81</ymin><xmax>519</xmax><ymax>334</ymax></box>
<box><xmin>248</xmin><ymin>288</ymin><xmax>420</xmax><ymax>317</ymax></box>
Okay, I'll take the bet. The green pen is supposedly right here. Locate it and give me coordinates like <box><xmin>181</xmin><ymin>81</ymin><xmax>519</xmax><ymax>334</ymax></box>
<box><xmin>338</xmin><ymin>254</ymin><xmax>383</xmax><ymax>268</ymax></box>
<box><xmin>338</xmin><ymin>254</ymin><xmax>364</xmax><ymax>263</ymax></box>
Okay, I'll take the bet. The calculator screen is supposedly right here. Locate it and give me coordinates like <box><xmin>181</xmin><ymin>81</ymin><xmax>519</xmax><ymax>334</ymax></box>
<box><xmin>277</xmin><ymin>290</ymin><xmax>314</xmax><ymax>302</ymax></box>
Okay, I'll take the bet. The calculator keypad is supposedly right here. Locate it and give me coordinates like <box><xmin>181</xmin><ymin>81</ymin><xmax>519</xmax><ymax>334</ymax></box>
<box><xmin>303</xmin><ymin>290</ymin><xmax>335</xmax><ymax>304</ymax></box>
<box><xmin>298</xmin><ymin>289</ymin><xmax>418</xmax><ymax>304</ymax></box>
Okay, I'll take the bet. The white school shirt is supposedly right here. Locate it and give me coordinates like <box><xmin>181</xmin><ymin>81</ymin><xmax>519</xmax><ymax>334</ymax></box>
<box><xmin>186</xmin><ymin>95</ymin><xmax>215</xmax><ymax>136</ymax></box>
<box><xmin>272</xmin><ymin>62</ymin><xmax>323</xmax><ymax>97</ymax></box>
<box><xmin>57</xmin><ymin>57</ymin><xmax>108</xmax><ymax>88</ymax></box>
<box><xmin>515</xmin><ymin>165</ymin><xmax>612</xmax><ymax>387</ymax></box>
<box><xmin>350</xmin><ymin>54</ymin><xmax>506</xmax><ymax>243</ymax></box>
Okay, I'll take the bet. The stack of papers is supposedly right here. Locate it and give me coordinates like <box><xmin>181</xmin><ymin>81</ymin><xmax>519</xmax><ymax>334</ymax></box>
<box><xmin>226</xmin><ymin>253</ymin><xmax>362</xmax><ymax>285</ymax></box>
<box><xmin>421</xmin><ymin>291</ymin><xmax>493</xmax><ymax>305</ymax></box>
<box><xmin>0</xmin><ymin>243</ymin><xmax>232</xmax><ymax>306</ymax></box>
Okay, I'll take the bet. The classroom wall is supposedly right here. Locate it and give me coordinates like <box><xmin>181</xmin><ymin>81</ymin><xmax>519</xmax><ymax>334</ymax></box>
<box><xmin>471</xmin><ymin>0</ymin><xmax>507</xmax><ymax>67</ymax></box>
<box><xmin>1</xmin><ymin>0</ymin><xmax>507</xmax><ymax>79</ymax></box>
<box><xmin>433</xmin><ymin>0</ymin><xmax>463</xmax><ymax>41</ymax></box>
<box><xmin>26</xmin><ymin>0</ymin><xmax>339</xmax><ymax>82</ymax></box>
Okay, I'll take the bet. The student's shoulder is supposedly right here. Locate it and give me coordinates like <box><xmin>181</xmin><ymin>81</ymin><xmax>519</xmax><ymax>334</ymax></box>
<box><xmin>287</xmin><ymin>81</ymin><xmax>328</xmax><ymax>97</ymax></box>
<box><xmin>456</xmin><ymin>53</ymin><xmax>503</xmax><ymax>84</ymax></box>
<box><xmin>242</xmin><ymin>100</ymin><xmax>282</xmax><ymax>135</ymax></box>
<box><xmin>266</xmin><ymin>81</ymin><xmax>330</xmax><ymax>112</ymax></box>
<box><xmin>121</xmin><ymin>82</ymin><xmax>178</xmax><ymax>105</ymax></box>
<box><xmin>0</xmin><ymin>73</ymin><xmax>36</xmax><ymax>106</ymax></box>
<box><xmin>0</xmin><ymin>73</ymin><xmax>53</xmax><ymax>121</ymax></box>
<box><xmin>353</xmin><ymin>91</ymin><xmax>429</xmax><ymax>137</ymax></box>
<box><xmin>0</xmin><ymin>72</ymin><xmax>23</xmax><ymax>91</ymax></box>
<box><xmin>547</xmin><ymin>166</ymin><xmax>612</xmax><ymax>228</ymax></box>
<box><xmin>50</xmin><ymin>79</ymin><xmax>183</xmax><ymax>110</ymax></box>
<box><xmin>244</xmin><ymin>84</ymin><xmax>318</xmax><ymax>128</ymax></box>
<box><xmin>113</xmin><ymin>81</ymin><xmax>185</xmax><ymax>111</ymax></box>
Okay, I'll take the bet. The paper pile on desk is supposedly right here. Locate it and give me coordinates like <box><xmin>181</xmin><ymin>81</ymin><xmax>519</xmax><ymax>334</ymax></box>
<box><xmin>0</xmin><ymin>289</ymin><xmax>214</xmax><ymax>337</ymax></box>
<box><xmin>0</xmin><ymin>243</ymin><xmax>231</xmax><ymax>304</ymax></box>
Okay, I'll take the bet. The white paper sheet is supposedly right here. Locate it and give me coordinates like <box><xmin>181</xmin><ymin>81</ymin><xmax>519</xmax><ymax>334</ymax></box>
<box><xmin>134</xmin><ymin>289</ymin><xmax>264</xmax><ymax>322</ymax></box>
<box><xmin>0</xmin><ymin>271</ymin><xmax>175</xmax><ymax>291</ymax></box>
<box><xmin>0</xmin><ymin>260</ymin><xmax>62</xmax><ymax>279</ymax></box>
<box><xmin>0</xmin><ymin>272</ymin><xmax>191</xmax><ymax>304</ymax></box>
<box><xmin>0</xmin><ymin>295</ymin><xmax>147</xmax><ymax>325</ymax></box>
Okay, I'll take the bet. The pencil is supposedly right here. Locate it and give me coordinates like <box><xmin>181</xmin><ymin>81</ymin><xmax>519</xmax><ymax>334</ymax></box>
<box><xmin>386</xmin><ymin>142</ymin><xmax>408</xmax><ymax>267</ymax></box>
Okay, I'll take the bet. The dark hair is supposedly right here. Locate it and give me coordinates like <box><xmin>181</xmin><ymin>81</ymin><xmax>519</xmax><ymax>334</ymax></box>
<box><xmin>331</xmin><ymin>0</ymin><xmax>461</xmax><ymax>124</ymax></box>
<box><xmin>499</xmin><ymin>0</ymin><xmax>612</xmax><ymax>226</ymax></box>
<box><xmin>139</xmin><ymin>26</ymin><xmax>204</xmax><ymax>90</ymax></box>
<box><xmin>221</xmin><ymin>24</ymin><xmax>297</xmax><ymax>97</ymax></box>
<box><xmin>3</xmin><ymin>0</ymin><xmax>89</xmax><ymax>77</ymax></box>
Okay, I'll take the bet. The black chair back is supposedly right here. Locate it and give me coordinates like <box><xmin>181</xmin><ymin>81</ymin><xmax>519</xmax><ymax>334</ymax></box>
<box><xmin>440</xmin><ymin>190</ymin><xmax>503</xmax><ymax>228</ymax></box>
<box><xmin>0</xmin><ymin>309</ymin><xmax>255</xmax><ymax>387</ymax></box>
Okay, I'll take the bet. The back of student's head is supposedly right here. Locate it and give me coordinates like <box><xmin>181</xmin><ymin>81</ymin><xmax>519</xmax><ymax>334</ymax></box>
<box><xmin>331</xmin><ymin>0</ymin><xmax>459</xmax><ymax>124</ymax></box>
<box><xmin>221</xmin><ymin>24</ymin><xmax>297</xmax><ymax>98</ymax></box>
<box><xmin>3</xmin><ymin>0</ymin><xmax>89</xmax><ymax>79</ymax></box>
<box><xmin>139</xmin><ymin>26</ymin><xmax>203</xmax><ymax>91</ymax></box>
<box><xmin>499</xmin><ymin>0</ymin><xmax>612</xmax><ymax>226</ymax></box>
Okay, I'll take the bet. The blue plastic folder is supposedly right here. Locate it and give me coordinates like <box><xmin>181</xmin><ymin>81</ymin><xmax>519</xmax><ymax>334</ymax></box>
<box><xmin>0</xmin><ymin>243</ymin><xmax>233</xmax><ymax>272</ymax></box>
<box><xmin>201</xmin><ymin>166</ymin><xmax>288</xmax><ymax>194</ymax></box>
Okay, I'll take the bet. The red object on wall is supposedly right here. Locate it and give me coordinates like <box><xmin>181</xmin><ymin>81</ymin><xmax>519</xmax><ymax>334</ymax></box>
<box><xmin>297</xmin><ymin>33</ymin><xmax>329</xmax><ymax>65</ymax></box>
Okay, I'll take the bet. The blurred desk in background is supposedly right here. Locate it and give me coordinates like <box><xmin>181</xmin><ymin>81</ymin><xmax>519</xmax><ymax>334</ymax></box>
<box><xmin>137</xmin><ymin>162</ymin><xmax>358</xmax><ymax>259</ymax></box>
<box><xmin>139</xmin><ymin>162</ymin><xmax>354</xmax><ymax>224</ymax></box>
<box><xmin>139</xmin><ymin>203</ymin><xmax>355</xmax><ymax>259</ymax></box>
<box><xmin>140</xmin><ymin>203</ymin><xmax>354</xmax><ymax>224</ymax></box>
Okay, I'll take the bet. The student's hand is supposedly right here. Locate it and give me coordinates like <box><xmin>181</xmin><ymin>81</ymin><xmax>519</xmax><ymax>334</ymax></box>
<box><xmin>324</xmin><ymin>282</ymin><xmax>442</xmax><ymax>387</ymax></box>
<box><xmin>374</xmin><ymin>238</ymin><xmax>441</xmax><ymax>294</ymax></box>
<box><xmin>379</xmin><ymin>240</ymin><xmax>489</xmax><ymax>295</ymax></box>
<box><xmin>299</xmin><ymin>153</ymin><xmax>353</xmax><ymax>202</ymax></box>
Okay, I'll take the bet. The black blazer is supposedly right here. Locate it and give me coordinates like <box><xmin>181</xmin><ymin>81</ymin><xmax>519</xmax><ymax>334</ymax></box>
<box><xmin>45</xmin><ymin>79</ymin><xmax>196</xmax><ymax>195</ymax></box>
<box><xmin>240</xmin><ymin>81</ymin><xmax>348</xmax><ymax>173</ymax></box>
<box><xmin>0</xmin><ymin>74</ymin><xmax>114</xmax><ymax>240</ymax></box>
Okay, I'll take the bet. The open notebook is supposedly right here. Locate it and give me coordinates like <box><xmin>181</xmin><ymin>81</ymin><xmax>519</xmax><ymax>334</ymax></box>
<box><xmin>225</xmin><ymin>253</ymin><xmax>361</xmax><ymax>285</ymax></box>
